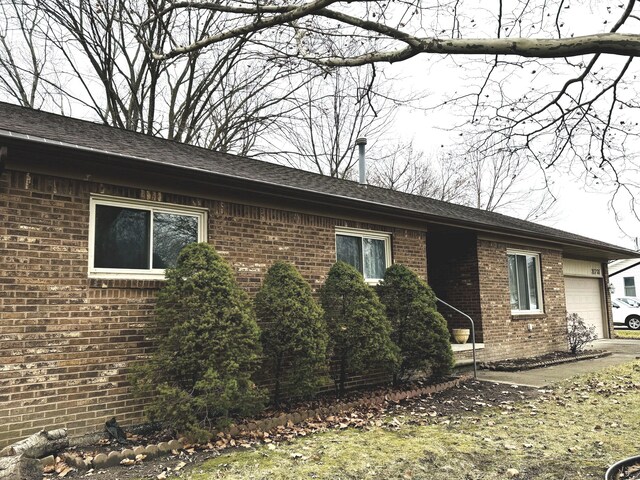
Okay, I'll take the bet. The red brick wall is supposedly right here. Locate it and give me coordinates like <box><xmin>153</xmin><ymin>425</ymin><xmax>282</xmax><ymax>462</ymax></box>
<box><xmin>476</xmin><ymin>239</ymin><xmax>568</xmax><ymax>362</ymax></box>
<box><xmin>0</xmin><ymin>169</ymin><xmax>426</xmax><ymax>446</ymax></box>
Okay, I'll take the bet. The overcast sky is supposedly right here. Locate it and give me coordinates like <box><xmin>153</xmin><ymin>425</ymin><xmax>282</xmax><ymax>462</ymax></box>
<box><xmin>387</xmin><ymin>52</ymin><xmax>639</xmax><ymax>251</ymax></box>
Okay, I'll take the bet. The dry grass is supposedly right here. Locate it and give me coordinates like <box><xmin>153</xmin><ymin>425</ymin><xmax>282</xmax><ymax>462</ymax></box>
<box><xmin>185</xmin><ymin>361</ymin><xmax>640</xmax><ymax>480</ymax></box>
<box><xmin>615</xmin><ymin>330</ymin><xmax>640</xmax><ymax>339</ymax></box>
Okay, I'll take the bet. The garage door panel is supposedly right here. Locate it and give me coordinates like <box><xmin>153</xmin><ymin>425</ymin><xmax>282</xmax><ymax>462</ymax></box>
<box><xmin>564</xmin><ymin>277</ymin><xmax>604</xmax><ymax>339</ymax></box>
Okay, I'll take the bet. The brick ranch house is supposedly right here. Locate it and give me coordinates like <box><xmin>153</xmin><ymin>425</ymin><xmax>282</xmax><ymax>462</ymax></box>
<box><xmin>1</xmin><ymin>102</ymin><xmax>637</xmax><ymax>446</ymax></box>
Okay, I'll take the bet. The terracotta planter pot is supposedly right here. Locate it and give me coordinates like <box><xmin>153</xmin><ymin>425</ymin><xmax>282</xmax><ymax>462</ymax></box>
<box><xmin>452</xmin><ymin>328</ymin><xmax>470</xmax><ymax>344</ymax></box>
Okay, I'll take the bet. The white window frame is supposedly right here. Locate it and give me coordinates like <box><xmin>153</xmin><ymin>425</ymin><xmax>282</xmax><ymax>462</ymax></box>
<box><xmin>335</xmin><ymin>227</ymin><xmax>392</xmax><ymax>285</ymax></box>
<box><xmin>88</xmin><ymin>195</ymin><xmax>207</xmax><ymax>279</ymax></box>
<box><xmin>507</xmin><ymin>249</ymin><xmax>544</xmax><ymax>315</ymax></box>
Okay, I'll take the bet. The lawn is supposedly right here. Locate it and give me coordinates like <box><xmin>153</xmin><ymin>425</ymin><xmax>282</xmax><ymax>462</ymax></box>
<box><xmin>186</xmin><ymin>361</ymin><xmax>640</xmax><ymax>480</ymax></box>
<box><xmin>615</xmin><ymin>330</ymin><xmax>640</xmax><ymax>339</ymax></box>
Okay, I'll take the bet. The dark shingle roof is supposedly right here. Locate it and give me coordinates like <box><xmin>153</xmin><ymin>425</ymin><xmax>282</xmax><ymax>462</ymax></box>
<box><xmin>0</xmin><ymin>102</ymin><xmax>635</xmax><ymax>258</ymax></box>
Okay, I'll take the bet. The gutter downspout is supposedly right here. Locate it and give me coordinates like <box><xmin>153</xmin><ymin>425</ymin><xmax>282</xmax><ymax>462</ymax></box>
<box><xmin>435</xmin><ymin>297</ymin><xmax>477</xmax><ymax>379</ymax></box>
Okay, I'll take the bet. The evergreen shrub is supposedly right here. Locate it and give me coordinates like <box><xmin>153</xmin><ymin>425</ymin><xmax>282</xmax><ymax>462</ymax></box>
<box><xmin>255</xmin><ymin>261</ymin><xmax>328</xmax><ymax>405</ymax></box>
<box><xmin>320</xmin><ymin>261</ymin><xmax>399</xmax><ymax>395</ymax></box>
<box><xmin>130</xmin><ymin>243</ymin><xmax>265</xmax><ymax>440</ymax></box>
<box><xmin>377</xmin><ymin>264</ymin><xmax>454</xmax><ymax>383</ymax></box>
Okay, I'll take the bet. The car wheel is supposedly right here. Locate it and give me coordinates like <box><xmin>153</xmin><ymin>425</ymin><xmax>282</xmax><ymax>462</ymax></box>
<box><xmin>627</xmin><ymin>316</ymin><xmax>640</xmax><ymax>330</ymax></box>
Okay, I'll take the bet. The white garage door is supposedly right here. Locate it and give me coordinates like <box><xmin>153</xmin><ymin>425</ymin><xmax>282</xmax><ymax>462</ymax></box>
<box><xmin>564</xmin><ymin>276</ymin><xmax>604</xmax><ymax>339</ymax></box>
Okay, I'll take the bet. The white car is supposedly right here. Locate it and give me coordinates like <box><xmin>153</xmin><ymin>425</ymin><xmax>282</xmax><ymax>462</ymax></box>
<box><xmin>612</xmin><ymin>299</ymin><xmax>640</xmax><ymax>330</ymax></box>
<box><xmin>615</xmin><ymin>296</ymin><xmax>640</xmax><ymax>308</ymax></box>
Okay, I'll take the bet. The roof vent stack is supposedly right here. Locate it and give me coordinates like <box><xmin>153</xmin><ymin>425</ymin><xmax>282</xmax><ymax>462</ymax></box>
<box><xmin>356</xmin><ymin>137</ymin><xmax>367</xmax><ymax>185</ymax></box>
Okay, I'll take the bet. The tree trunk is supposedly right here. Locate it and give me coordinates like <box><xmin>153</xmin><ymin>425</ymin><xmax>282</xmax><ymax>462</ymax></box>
<box><xmin>0</xmin><ymin>456</ymin><xmax>41</xmax><ymax>480</ymax></box>
<box><xmin>0</xmin><ymin>429</ymin><xmax>68</xmax><ymax>459</ymax></box>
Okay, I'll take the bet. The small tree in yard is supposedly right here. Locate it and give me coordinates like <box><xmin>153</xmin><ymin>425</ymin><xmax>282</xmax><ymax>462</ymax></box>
<box><xmin>255</xmin><ymin>261</ymin><xmax>328</xmax><ymax>406</ymax></box>
<box><xmin>378</xmin><ymin>264</ymin><xmax>454</xmax><ymax>384</ymax></box>
<box><xmin>320</xmin><ymin>261</ymin><xmax>399</xmax><ymax>395</ymax></box>
<box><xmin>130</xmin><ymin>243</ymin><xmax>265</xmax><ymax>440</ymax></box>
<box><xmin>567</xmin><ymin>313</ymin><xmax>598</xmax><ymax>354</ymax></box>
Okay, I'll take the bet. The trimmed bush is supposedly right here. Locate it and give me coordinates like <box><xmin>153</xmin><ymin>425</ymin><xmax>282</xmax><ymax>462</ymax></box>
<box><xmin>255</xmin><ymin>261</ymin><xmax>328</xmax><ymax>405</ymax></box>
<box><xmin>130</xmin><ymin>243</ymin><xmax>265</xmax><ymax>440</ymax></box>
<box><xmin>320</xmin><ymin>261</ymin><xmax>399</xmax><ymax>395</ymax></box>
<box><xmin>567</xmin><ymin>312</ymin><xmax>597</xmax><ymax>353</ymax></box>
<box><xmin>377</xmin><ymin>264</ymin><xmax>454</xmax><ymax>383</ymax></box>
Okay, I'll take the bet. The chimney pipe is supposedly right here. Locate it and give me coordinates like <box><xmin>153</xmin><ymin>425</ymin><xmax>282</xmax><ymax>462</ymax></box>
<box><xmin>356</xmin><ymin>137</ymin><xmax>367</xmax><ymax>185</ymax></box>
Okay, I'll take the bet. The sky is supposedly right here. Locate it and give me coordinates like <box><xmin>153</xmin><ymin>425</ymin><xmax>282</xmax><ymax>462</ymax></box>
<box><xmin>2</xmin><ymin>1</ymin><xmax>637</xmax><ymax>251</ymax></box>
<box><xmin>386</xmin><ymin>52</ymin><xmax>640</xmax><ymax>252</ymax></box>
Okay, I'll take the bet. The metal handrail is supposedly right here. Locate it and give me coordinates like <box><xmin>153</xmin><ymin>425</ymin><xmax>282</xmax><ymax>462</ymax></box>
<box><xmin>436</xmin><ymin>297</ymin><xmax>477</xmax><ymax>379</ymax></box>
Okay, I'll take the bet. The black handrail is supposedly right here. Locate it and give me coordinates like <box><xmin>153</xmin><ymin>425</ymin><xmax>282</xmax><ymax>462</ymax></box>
<box><xmin>436</xmin><ymin>297</ymin><xmax>477</xmax><ymax>379</ymax></box>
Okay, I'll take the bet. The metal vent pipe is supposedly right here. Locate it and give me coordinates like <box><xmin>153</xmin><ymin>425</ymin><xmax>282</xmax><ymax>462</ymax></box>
<box><xmin>355</xmin><ymin>137</ymin><xmax>367</xmax><ymax>185</ymax></box>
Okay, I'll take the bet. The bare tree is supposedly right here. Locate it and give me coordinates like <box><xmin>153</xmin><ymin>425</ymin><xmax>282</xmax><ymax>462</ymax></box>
<box><xmin>369</xmin><ymin>141</ymin><xmax>557</xmax><ymax>221</ymax></box>
<box><xmin>257</xmin><ymin>65</ymin><xmax>405</xmax><ymax>178</ymax></box>
<box><xmin>137</xmin><ymin>0</ymin><xmax>640</xmax><ymax>220</ymax></box>
<box><xmin>0</xmin><ymin>0</ymin><xmax>315</xmax><ymax>155</ymax></box>
<box><xmin>369</xmin><ymin>143</ymin><xmax>468</xmax><ymax>202</ymax></box>
<box><xmin>0</xmin><ymin>0</ymin><xmax>51</xmax><ymax>108</ymax></box>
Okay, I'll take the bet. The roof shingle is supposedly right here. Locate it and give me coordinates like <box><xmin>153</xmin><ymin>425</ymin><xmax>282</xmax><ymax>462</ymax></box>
<box><xmin>0</xmin><ymin>101</ymin><xmax>635</xmax><ymax>258</ymax></box>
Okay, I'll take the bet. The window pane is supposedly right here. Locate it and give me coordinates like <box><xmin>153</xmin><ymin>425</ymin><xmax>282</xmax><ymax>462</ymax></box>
<box><xmin>94</xmin><ymin>205</ymin><xmax>150</xmax><ymax>269</ymax></box>
<box><xmin>624</xmin><ymin>277</ymin><xmax>636</xmax><ymax>297</ymax></box>
<box><xmin>363</xmin><ymin>238</ymin><xmax>386</xmax><ymax>279</ymax></box>
<box><xmin>508</xmin><ymin>255</ymin><xmax>519</xmax><ymax>309</ymax></box>
<box><xmin>516</xmin><ymin>255</ymin><xmax>530</xmax><ymax>310</ymax></box>
<box><xmin>153</xmin><ymin>213</ymin><xmax>199</xmax><ymax>269</ymax></box>
<box><xmin>527</xmin><ymin>256</ymin><xmax>539</xmax><ymax>310</ymax></box>
<box><xmin>336</xmin><ymin>235</ymin><xmax>363</xmax><ymax>274</ymax></box>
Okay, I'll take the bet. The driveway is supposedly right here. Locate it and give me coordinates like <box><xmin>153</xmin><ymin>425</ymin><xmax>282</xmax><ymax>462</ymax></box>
<box><xmin>476</xmin><ymin>339</ymin><xmax>640</xmax><ymax>388</ymax></box>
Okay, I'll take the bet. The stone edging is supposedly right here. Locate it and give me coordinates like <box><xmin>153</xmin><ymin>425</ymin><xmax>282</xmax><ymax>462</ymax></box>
<box><xmin>46</xmin><ymin>375</ymin><xmax>471</xmax><ymax>472</ymax></box>
<box><xmin>482</xmin><ymin>351</ymin><xmax>612</xmax><ymax>372</ymax></box>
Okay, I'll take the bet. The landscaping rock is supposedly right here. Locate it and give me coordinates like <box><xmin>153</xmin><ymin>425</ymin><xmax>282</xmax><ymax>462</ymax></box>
<box><xmin>39</xmin><ymin>455</ymin><xmax>55</xmax><ymax>467</ymax></box>
<box><xmin>106</xmin><ymin>451</ymin><xmax>122</xmax><ymax>467</ymax></box>
<box><xmin>167</xmin><ymin>440</ymin><xmax>182</xmax><ymax>451</ymax></box>
<box><xmin>157</xmin><ymin>442</ymin><xmax>171</xmax><ymax>454</ymax></box>
<box><xmin>133</xmin><ymin>446</ymin><xmax>146</xmax><ymax>456</ymax></box>
<box><xmin>506</xmin><ymin>468</ymin><xmax>520</xmax><ymax>477</ymax></box>
<box><xmin>92</xmin><ymin>453</ymin><xmax>108</xmax><ymax>469</ymax></box>
<box><xmin>144</xmin><ymin>445</ymin><xmax>159</xmax><ymax>458</ymax></box>
<box><xmin>121</xmin><ymin>448</ymin><xmax>135</xmax><ymax>459</ymax></box>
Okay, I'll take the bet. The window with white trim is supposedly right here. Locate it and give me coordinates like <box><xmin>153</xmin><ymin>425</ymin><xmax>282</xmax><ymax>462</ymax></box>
<box><xmin>89</xmin><ymin>196</ymin><xmax>207</xmax><ymax>278</ymax></box>
<box><xmin>335</xmin><ymin>228</ymin><xmax>391</xmax><ymax>283</ymax></box>
<box><xmin>507</xmin><ymin>251</ymin><xmax>543</xmax><ymax>313</ymax></box>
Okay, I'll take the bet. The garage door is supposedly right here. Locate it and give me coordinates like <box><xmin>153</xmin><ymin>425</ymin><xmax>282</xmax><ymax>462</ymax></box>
<box><xmin>564</xmin><ymin>276</ymin><xmax>604</xmax><ymax>338</ymax></box>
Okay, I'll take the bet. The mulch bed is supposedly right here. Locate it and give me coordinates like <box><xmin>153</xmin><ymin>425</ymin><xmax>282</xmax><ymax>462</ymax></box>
<box><xmin>48</xmin><ymin>378</ymin><xmax>539</xmax><ymax>479</ymax></box>
<box><xmin>481</xmin><ymin>350</ymin><xmax>611</xmax><ymax>372</ymax></box>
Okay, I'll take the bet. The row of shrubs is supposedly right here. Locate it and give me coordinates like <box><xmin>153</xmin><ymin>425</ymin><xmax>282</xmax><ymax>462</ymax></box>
<box><xmin>130</xmin><ymin>243</ymin><xmax>454</xmax><ymax>439</ymax></box>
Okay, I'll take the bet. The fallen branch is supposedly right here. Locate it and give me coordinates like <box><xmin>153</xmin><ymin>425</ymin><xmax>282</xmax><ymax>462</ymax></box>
<box><xmin>0</xmin><ymin>456</ymin><xmax>41</xmax><ymax>480</ymax></box>
<box><xmin>0</xmin><ymin>429</ymin><xmax>68</xmax><ymax>459</ymax></box>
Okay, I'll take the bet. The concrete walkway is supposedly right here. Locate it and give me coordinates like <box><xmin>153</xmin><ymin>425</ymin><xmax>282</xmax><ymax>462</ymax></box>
<box><xmin>476</xmin><ymin>339</ymin><xmax>640</xmax><ymax>388</ymax></box>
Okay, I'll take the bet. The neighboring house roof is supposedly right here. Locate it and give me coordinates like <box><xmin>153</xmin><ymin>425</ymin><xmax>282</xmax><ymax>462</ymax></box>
<box><xmin>609</xmin><ymin>259</ymin><xmax>640</xmax><ymax>276</ymax></box>
<box><xmin>0</xmin><ymin>102</ymin><xmax>637</xmax><ymax>260</ymax></box>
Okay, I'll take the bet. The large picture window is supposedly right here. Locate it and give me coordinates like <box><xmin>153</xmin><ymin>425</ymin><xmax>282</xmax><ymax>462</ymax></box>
<box><xmin>507</xmin><ymin>251</ymin><xmax>543</xmax><ymax>313</ymax></box>
<box><xmin>89</xmin><ymin>196</ymin><xmax>207</xmax><ymax>278</ymax></box>
<box><xmin>335</xmin><ymin>228</ymin><xmax>391</xmax><ymax>283</ymax></box>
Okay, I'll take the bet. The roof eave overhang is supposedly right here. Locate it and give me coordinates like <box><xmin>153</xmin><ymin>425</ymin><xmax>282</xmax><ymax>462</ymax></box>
<box><xmin>1</xmin><ymin>130</ymin><xmax>638</xmax><ymax>261</ymax></box>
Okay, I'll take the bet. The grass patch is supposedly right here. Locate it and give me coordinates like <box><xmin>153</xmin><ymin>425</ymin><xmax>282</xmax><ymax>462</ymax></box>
<box><xmin>615</xmin><ymin>330</ymin><xmax>640</xmax><ymax>339</ymax></box>
<box><xmin>187</xmin><ymin>362</ymin><xmax>640</xmax><ymax>480</ymax></box>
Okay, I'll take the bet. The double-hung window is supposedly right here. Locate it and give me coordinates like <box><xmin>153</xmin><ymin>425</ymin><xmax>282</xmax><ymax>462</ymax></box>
<box><xmin>335</xmin><ymin>228</ymin><xmax>391</xmax><ymax>284</ymax></box>
<box><xmin>624</xmin><ymin>277</ymin><xmax>636</xmax><ymax>297</ymax></box>
<box><xmin>507</xmin><ymin>250</ymin><xmax>543</xmax><ymax>314</ymax></box>
<box><xmin>89</xmin><ymin>196</ymin><xmax>207</xmax><ymax>279</ymax></box>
